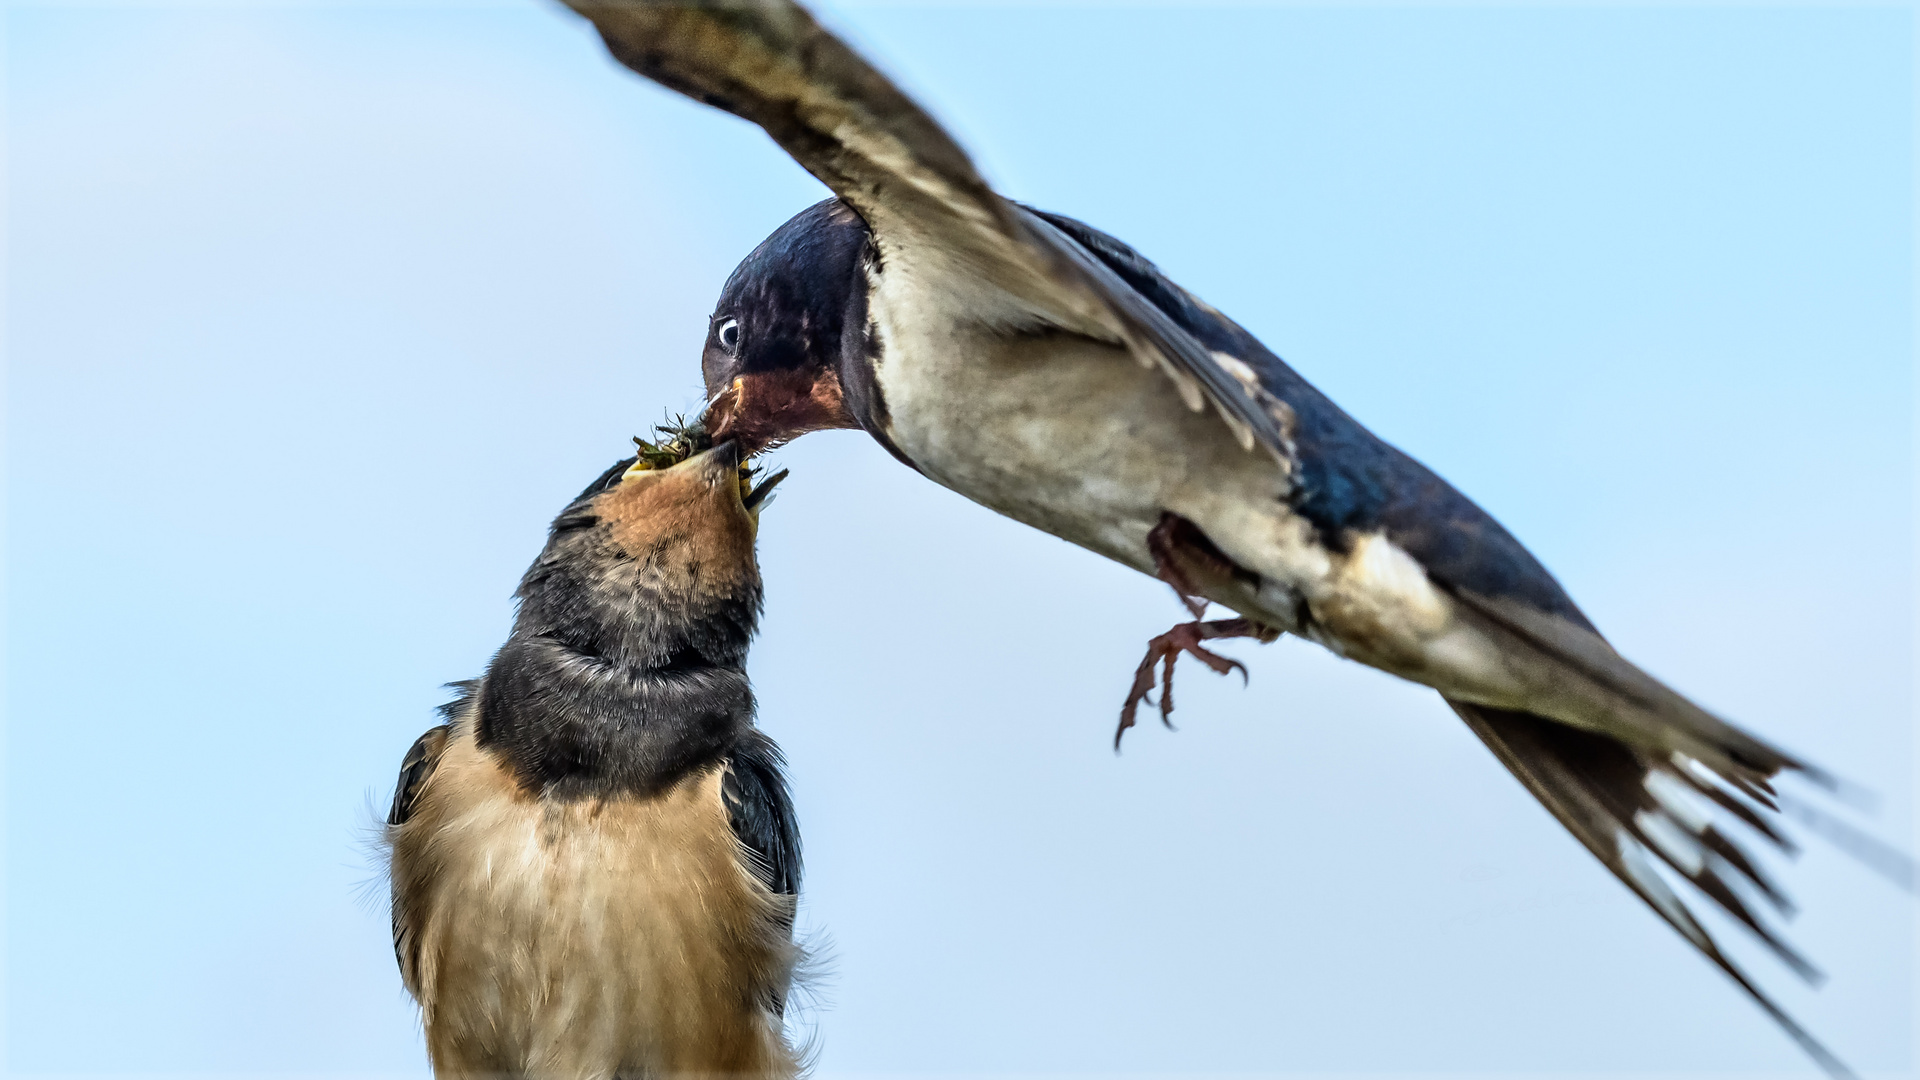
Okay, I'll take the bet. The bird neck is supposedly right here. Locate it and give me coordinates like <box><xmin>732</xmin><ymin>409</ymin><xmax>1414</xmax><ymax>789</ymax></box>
<box><xmin>518</xmin><ymin>557</ymin><xmax>761</xmax><ymax>673</ymax></box>
<box><xmin>473</xmin><ymin>584</ymin><xmax>761</xmax><ymax>799</ymax></box>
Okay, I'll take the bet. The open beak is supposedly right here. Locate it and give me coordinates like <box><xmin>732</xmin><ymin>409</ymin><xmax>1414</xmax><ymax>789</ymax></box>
<box><xmin>619</xmin><ymin>436</ymin><xmax>787</xmax><ymax>518</ymax></box>
<box><xmin>683</xmin><ymin>440</ymin><xmax>743</xmax><ymax>491</ymax></box>
<box><xmin>677</xmin><ymin>440</ymin><xmax>788</xmax><ymax>515</ymax></box>
<box><xmin>700</xmin><ymin>437</ymin><xmax>789</xmax><ymax>516</ymax></box>
<box><xmin>705</xmin><ymin>439</ymin><xmax>743</xmax><ymax>472</ymax></box>
<box><xmin>742</xmin><ymin>467</ymin><xmax>789</xmax><ymax>513</ymax></box>
<box><xmin>621</xmin><ymin>439</ymin><xmax>738</xmax><ymax>483</ymax></box>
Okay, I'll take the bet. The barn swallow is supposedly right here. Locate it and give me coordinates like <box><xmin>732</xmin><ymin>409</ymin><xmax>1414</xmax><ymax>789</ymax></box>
<box><xmin>558</xmin><ymin>1</ymin><xmax>1904</xmax><ymax>1073</ymax></box>
<box><xmin>385</xmin><ymin>441</ymin><xmax>799</xmax><ymax>1079</ymax></box>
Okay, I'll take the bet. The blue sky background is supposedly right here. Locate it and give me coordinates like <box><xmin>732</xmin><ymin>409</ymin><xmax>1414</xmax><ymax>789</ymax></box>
<box><xmin>6</xmin><ymin>3</ymin><xmax>1913</xmax><ymax>1076</ymax></box>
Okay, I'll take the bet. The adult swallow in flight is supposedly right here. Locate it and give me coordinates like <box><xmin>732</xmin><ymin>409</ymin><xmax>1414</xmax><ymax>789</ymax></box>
<box><xmin>558</xmin><ymin>2</ymin><xmax>1906</xmax><ymax>1072</ymax></box>
<box><xmin>386</xmin><ymin>441</ymin><xmax>799</xmax><ymax>1078</ymax></box>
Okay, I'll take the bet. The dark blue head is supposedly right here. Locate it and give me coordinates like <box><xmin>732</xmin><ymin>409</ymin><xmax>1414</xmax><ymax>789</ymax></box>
<box><xmin>703</xmin><ymin>199</ymin><xmax>875</xmax><ymax>451</ymax></box>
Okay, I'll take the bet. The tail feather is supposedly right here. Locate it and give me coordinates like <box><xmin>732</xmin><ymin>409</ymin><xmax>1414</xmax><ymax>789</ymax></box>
<box><xmin>1451</xmin><ymin>589</ymin><xmax>1813</xmax><ymax>789</ymax></box>
<box><xmin>1449</xmin><ymin>700</ymin><xmax>1853</xmax><ymax>1078</ymax></box>
<box><xmin>1670</xmin><ymin>761</ymin><xmax>1796</xmax><ymax>851</ymax></box>
<box><xmin>1779</xmin><ymin>793</ymin><xmax>1917</xmax><ymax>893</ymax></box>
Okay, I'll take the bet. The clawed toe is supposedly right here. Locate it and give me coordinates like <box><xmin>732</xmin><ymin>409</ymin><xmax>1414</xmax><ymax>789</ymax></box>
<box><xmin>1114</xmin><ymin>619</ymin><xmax>1274</xmax><ymax>749</ymax></box>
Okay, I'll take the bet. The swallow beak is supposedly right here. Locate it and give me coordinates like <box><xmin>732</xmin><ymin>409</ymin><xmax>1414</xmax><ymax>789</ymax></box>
<box><xmin>687</xmin><ymin>439</ymin><xmax>743</xmax><ymax>483</ymax></box>
<box><xmin>704</xmin><ymin>376</ymin><xmax>744</xmax><ymax>439</ymax></box>
<box><xmin>742</xmin><ymin>467</ymin><xmax>789</xmax><ymax>514</ymax></box>
<box><xmin>702</xmin><ymin>370</ymin><xmax>858</xmax><ymax>454</ymax></box>
<box><xmin>621</xmin><ymin>439</ymin><xmax>738</xmax><ymax>484</ymax></box>
<box><xmin>708</xmin><ymin>439</ymin><xmax>789</xmax><ymax>530</ymax></box>
<box><xmin>626</xmin><ymin>438</ymin><xmax>785</xmax><ymax>522</ymax></box>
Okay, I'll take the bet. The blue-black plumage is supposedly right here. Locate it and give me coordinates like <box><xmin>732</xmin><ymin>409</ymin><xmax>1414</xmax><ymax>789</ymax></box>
<box><xmin>558</xmin><ymin>2</ymin><xmax>1907</xmax><ymax>1075</ymax></box>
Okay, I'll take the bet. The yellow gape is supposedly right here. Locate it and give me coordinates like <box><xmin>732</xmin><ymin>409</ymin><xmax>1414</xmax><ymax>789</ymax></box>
<box><xmin>628</xmin><ymin>419</ymin><xmax>788</xmax><ymax>532</ymax></box>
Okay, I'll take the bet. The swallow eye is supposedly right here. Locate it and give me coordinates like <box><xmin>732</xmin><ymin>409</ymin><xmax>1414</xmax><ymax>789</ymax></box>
<box><xmin>715</xmin><ymin>318</ymin><xmax>741</xmax><ymax>355</ymax></box>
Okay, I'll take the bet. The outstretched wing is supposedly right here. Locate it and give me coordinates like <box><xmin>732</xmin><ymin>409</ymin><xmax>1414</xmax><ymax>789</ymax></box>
<box><xmin>561</xmin><ymin>4</ymin><xmax>1892</xmax><ymax>1069</ymax></box>
<box><xmin>561</xmin><ymin>0</ymin><xmax>1292</xmax><ymax>459</ymax></box>
<box><xmin>566</xmin><ymin>0</ymin><xmax>1000</xmax><ymax>233</ymax></box>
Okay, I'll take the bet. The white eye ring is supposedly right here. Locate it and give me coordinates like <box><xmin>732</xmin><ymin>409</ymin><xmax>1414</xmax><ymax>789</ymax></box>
<box><xmin>716</xmin><ymin>318</ymin><xmax>741</xmax><ymax>354</ymax></box>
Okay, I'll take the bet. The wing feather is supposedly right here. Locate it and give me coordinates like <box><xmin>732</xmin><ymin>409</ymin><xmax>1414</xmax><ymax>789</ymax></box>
<box><xmin>387</xmin><ymin>725</ymin><xmax>451</xmax><ymax>828</ymax></box>
<box><xmin>564</xmin><ymin>1</ymin><xmax>1041</xmax><ymax>294</ymax></box>
<box><xmin>721</xmin><ymin>728</ymin><xmax>803</xmax><ymax>1015</ymax></box>
<box><xmin>569</xmin><ymin>1</ymin><xmax>980</xmax><ymax>195</ymax></box>
<box><xmin>386</xmin><ymin>720</ymin><xmax>453</xmax><ymax>998</ymax></box>
<box><xmin>1019</xmin><ymin>208</ymin><xmax>1291</xmax><ymax>457</ymax></box>
<box><xmin>563</xmin><ymin>0</ymin><xmax>1294</xmax><ymax>464</ymax></box>
<box><xmin>1452</xmin><ymin>701</ymin><xmax>1851</xmax><ymax>1078</ymax></box>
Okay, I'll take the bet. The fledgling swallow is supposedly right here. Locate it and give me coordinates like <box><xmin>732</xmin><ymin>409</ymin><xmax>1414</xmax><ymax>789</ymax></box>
<box><xmin>385</xmin><ymin>441</ymin><xmax>800</xmax><ymax>1079</ymax></box>
<box><xmin>554</xmin><ymin>3</ymin><xmax>1912</xmax><ymax>1074</ymax></box>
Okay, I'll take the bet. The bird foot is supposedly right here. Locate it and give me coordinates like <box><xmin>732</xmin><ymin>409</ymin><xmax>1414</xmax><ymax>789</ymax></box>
<box><xmin>1115</xmin><ymin>618</ymin><xmax>1271</xmax><ymax>749</ymax></box>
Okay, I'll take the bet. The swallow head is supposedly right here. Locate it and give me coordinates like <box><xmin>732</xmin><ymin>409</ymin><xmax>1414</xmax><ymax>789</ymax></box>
<box><xmin>601</xmin><ymin>440</ymin><xmax>755</xmax><ymax>560</ymax></box>
<box><xmin>703</xmin><ymin>199</ymin><xmax>872</xmax><ymax>453</ymax></box>
<box><xmin>519</xmin><ymin>442</ymin><xmax>785</xmax><ymax>665</ymax></box>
